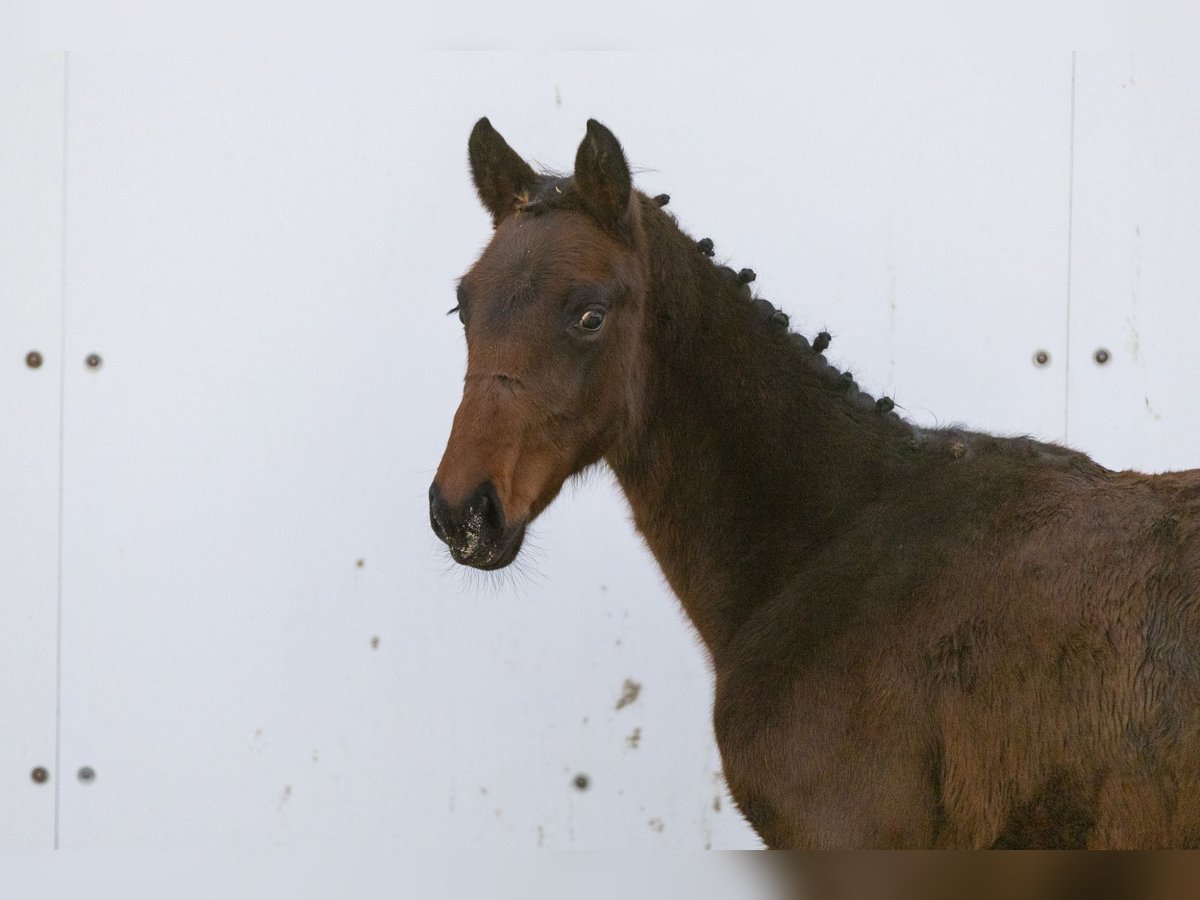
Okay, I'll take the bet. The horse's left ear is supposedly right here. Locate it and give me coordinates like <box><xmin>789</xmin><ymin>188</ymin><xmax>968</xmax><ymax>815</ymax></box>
<box><xmin>574</xmin><ymin>119</ymin><xmax>633</xmax><ymax>235</ymax></box>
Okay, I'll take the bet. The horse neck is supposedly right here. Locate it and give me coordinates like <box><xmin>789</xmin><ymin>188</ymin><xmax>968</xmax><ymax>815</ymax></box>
<box><xmin>606</xmin><ymin>209</ymin><xmax>910</xmax><ymax>657</ymax></box>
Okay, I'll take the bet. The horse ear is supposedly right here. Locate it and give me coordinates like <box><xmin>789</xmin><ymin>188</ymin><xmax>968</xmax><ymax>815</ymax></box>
<box><xmin>468</xmin><ymin>118</ymin><xmax>538</xmax><ymax>226</ymax></box>
<box><xmin>574</xmin><ymin>119</ymin><xmax>632</xmax><ymax>233</ymax></box>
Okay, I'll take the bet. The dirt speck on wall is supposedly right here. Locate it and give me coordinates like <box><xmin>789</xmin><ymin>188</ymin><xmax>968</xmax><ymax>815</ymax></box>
<box><xmin>615</xmin><ymin>678</ymin><xmax>641</xmax><ymax>710</ymax></box>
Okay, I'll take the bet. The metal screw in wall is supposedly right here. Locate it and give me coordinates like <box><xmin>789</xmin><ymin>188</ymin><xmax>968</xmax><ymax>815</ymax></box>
<box><xmin>25</xmin><ymin>350</ymin><xmax>43</xmax><ymax>369</ymax></box>
<box><xmin>30</xmin><ymin>767</ymin><xmax>48</xmax><ymax>785</ymax></box>
<box><xmin>1094</xmin><ymin>348</ymin><xmax>1111</xmax><ymax>365</ymax></box>
<box><xmin>85</xmin><ymin>353</ymin><xmax>102</xmax><ymax>369</ymax></box>
<box><xmin>77</xmin><ymin>766</ymin><xmax>96</xmax><ymax>785</ymax></box>
<box><xmin>1033</xmin><ymin>350</ymin><xmax>1051</xmax><ymax>368</ymax></box>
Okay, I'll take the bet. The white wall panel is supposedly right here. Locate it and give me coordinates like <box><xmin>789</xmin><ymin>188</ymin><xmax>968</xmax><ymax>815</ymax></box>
<box><xmin>1068</xmin><ymin>54</ymin><xmax>1200</xmax><ymax>472</ymax></box>
<box><xmin>56</xmin><ymin>52</ymin><xmax>1077</xmax><ymax>848</ymax></box>
<box><xmin>0</xmin><ymin>53</ymin><xmax>63</xmax><ymax>848</ymax></box>
<box><xmin>37</xmin><ymin>52</ymin><xmax>1080</xmax><ymax>847</ymax></box>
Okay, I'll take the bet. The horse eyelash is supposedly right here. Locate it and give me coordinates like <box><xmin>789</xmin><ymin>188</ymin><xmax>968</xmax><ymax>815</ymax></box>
<box><xmin>447</xmin><ymin>304</ymin><xmax>461</xmax><ymax>317</ymax></box>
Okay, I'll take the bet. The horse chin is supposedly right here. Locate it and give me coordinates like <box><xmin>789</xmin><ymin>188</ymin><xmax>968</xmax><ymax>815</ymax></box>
<box><xmin>460</xmin><ymin>523</ymin><xmax>527</xmax><ymax>571</ymax></box>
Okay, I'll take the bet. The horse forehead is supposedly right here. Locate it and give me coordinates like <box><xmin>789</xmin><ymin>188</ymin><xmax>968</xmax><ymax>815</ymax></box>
<box><xmin>477</xmin><ymin>213</ymin><xmax>611</xmax><ymax>285</ymax></box>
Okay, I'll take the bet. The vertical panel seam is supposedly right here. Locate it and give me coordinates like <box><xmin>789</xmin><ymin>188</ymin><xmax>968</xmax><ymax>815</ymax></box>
<box><xmin>1064</xmin><ymin>52</ymin><xmax>1077</xmax><ymax>444</ymax></box>
<box><xmin>54</xmin><ymin>50</ymin><xmax>69</xmax><ymax>851</ymax></box>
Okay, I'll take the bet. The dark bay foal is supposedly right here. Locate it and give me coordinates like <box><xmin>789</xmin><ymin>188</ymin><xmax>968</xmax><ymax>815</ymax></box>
<box><xmin>429</xmin><ymin>118</ymin><xmax>1200</xmax><ymax>848</ymax></box>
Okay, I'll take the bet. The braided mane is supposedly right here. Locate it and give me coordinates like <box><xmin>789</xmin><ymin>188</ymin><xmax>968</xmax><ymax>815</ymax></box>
<box><xmin>648</xmin><ymin>195</ymin><xmax>905</xmax><ymax>427</ymax></box>
<box><xmin>519</xmin><ymin>174</ymin><xmax>905</xmax><ymax>428</ymax></box>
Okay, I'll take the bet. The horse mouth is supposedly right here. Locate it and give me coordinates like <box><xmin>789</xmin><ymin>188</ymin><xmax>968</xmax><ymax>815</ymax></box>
<box><xmin>451</xmin><ymin>523</ymin><xmax>526</xmax><ymax>570</ymax></box>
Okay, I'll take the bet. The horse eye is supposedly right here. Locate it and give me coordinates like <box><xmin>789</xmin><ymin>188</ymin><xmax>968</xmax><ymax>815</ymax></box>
<box><xmin>579</xmin><ymin>309</ymin><xmax>605</xmax><ymax>332</ymax></box>
<box><xmin>453</xmin><ymin>283</ymin><xmax>469</xmax><ymax>325</ymax></box>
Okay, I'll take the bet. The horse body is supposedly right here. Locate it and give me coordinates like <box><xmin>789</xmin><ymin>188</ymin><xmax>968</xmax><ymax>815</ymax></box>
<box><xmin>431</xmin><ymin>117</ymin><xmax>1200</xmax><ymax>847</ymax></box>
<box><xmin>717</xmin><ymin>460</ymin><xmax>1200</xmax><ymax>848</ymax></box>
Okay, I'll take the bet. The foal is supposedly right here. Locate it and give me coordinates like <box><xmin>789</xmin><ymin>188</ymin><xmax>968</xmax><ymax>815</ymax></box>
<box><xmin>429</xmin><ymin>118</ymin><xmax>1200</xmax><ymax>848</ymax></box>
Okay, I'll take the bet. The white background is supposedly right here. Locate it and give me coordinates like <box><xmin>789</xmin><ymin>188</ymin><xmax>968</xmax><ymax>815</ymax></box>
<box><xmin>1</xmin><ymin>52</ymin><xmax>1198</xmax><ymax>848</ymax></box>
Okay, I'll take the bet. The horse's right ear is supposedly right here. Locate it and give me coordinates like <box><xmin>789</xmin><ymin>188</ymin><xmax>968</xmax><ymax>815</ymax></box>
<box><xmin>468</xmin><ymin>118</ymin><xmax>538</xmax><ymax>226</ymax></box>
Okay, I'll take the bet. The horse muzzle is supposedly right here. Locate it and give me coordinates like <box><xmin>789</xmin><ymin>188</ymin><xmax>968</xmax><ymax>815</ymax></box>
<box><xmin>428</xmin><ymin>480</ymin><xmax>526</xmax><ymax>569</ymax></box>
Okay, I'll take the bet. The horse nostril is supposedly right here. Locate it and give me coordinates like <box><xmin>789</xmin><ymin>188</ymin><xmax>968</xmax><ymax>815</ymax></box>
<box><xmin>475</xmin><ymin>483</ymin><xmax>506</xmax><ymax>534</ymax></box>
